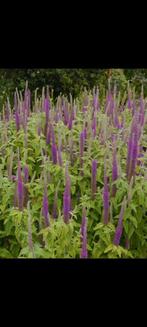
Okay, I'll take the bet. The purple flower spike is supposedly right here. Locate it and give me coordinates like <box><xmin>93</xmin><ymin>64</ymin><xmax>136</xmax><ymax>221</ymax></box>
<box><xmin>127</xmin><ymin>97</ymin><xmax>132</xmax><ymax>109</ymax></box>
<box><xmin>15</xmin><ymin>111</ymin><xmax>20</xmax><ymax>131</ymax></box>
<box><xmin>80</xmin><ymin>208</ymin><xmax>88</xmax><ymax>258</ymax></box>
<box><xmin>63</xmin><ymin>191</ymin><xmax>71</xmax><ymax>223</ymax></box>
<box><xmin>132</xmin><ymin>100</ymin><xmax>136</xmax><ymax>116</ymax></box>
<box><xmin>137</xmin><ymin>145</ymin><xmax>144</xmax><ymax>168</ymax></box>
<box><xmin>44</xmin><ymin>97</ymin><xmax>50</xmax><ymax>116</ymax></box>
<box><xmin>63</xmin><ymin>102</ymin><xmax>69</xmax><ymax>125</ymax></box>
<box><xmin>93</xmin><ymin>87</ymin><xmax>100</xmax><ymax>111</ymax></box>
<box><xmin>52</xmin><ymin>143</ymin><xmax>57</xmax><ymax>164</ymax></box>
<box><xmin>112</xmin><ymin>141</ymin><xmax>118</xmax><ymax>197</ymax></box>
<box><xmin>126</xmin><ymin>133</ymin><xmax>134</xmax><ymax>181</ymax></box>
<box><xmin>54</xmin><ymin>110</ymin><xmax>59</xmax><ymax>123</ymax></box>
<box><xmin>91</xmin><ymin>160</ymin><xmax>97</xmax><ymax>199</ymax></box>
<box><xmin>113</xmin><ymin>197</ymin><xmax>126</xmax><ymax>246</ymax></box>
<box><xmin>68</xmin><ymin>114</ymin><xmax>73</xmax><ymax>130</ymax></box>
<box><xmin>52</xmin><ymin>195</ymin><xmax>58</xmax><ymax>219</ymax></box>
<box><xmin>130</xmin><ymin>132</ymin><xmax>139</xmax><ymax>178</ymax></box>
<box><xmin>24</xmin><ymin>165</ymin><xmax>29</xmax><ymax>183</ymax></box>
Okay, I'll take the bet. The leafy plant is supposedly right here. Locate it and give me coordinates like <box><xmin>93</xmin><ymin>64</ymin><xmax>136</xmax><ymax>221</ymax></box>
<box><xmin>0</xmin><ymin>76</ymin><xmax>146</xmax><ymax>258</ymax></box>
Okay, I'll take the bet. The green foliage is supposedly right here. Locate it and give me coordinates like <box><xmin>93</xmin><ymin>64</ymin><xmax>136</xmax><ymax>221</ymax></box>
<box><xmin>0</xmin><ymin>69</ymin><xmax>127</xmax><ymax>108</ymax></box>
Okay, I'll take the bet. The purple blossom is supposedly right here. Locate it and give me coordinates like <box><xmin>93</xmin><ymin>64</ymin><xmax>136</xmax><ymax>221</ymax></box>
<box><xmin>80</xmin><ymin>208</ymin><xmax>88</xmax><ymax>258</ymax></box>
<box><xmin>113</xmin><ymin>197</ymin><xmax>126</xmax><ymax>246</ymax></box>
<box><xmin>106</xmin><ymin>94</ymin><xmax>114</xmax><ymax>116</ymax></box>
<box><xmin>130</xmin><ymin>131</ymin><xmax>139</xmax><ymax>179</ymax></box>
<box><xmin>24</xmin><ymin>165</ymin><xmax>29</xmax><ymax>183</ymax></box>
<box><xmin>132</xmin><ymin>100</ymin><xmax>136</xmax><ymax>116</ymax></box>
<box><xmin>71</xmin><ymin>107</ymin><xmax>75</xmax><ymax>120</ymax></box>
<box><xmin>63</xmin><ymin>102</ymin><xmax>69</xmax><ymax>125</ymax></box>
<box><xmin>44</xmin><ymin>98</ymin><xmax>50</xmax><ymax>136</ymax></box>
<box><xmin>126</xmin><ymin>132</ymin><xmax>134</xmax><ymax>180</ymax></box>
<box><xmin>112</xmin><ymin>142</ymin><xmax>118</xmax><ymax>197</ymax></box>
<box><xmin>63</xmin><ymin>191</ymin><xmax>71</xmax><ymax>223</ymax></box>
<box><xmin>92</xmin><ymin>113</ymin><xmax>97</xmax><ymax>137</ymax></box>
<box><xmin>105</xmin><ymin>91</ymin><xmax>112</xmax><ymax>113</ymax></box>
<box><xmin>54</xmin><ymin>110</ymin><xmax>59</xmax><ymax>123</ymax></box>
<box><xmin>137</xmin><ymin>145</ymin><xmax>143</xmax><ymax>168</ymax></box>
<box><xmin>91</xmin><ymin>160</ymin><xmax>97</xmax><ymax>199</ymax></box>
<box><xmin>93</xmin><ymin>88</ymin><xmax>99</xmax><ymax>111</ymax></box>
<box><xmin>24</xmin><ymin>85</ymin><xmax>31</xmax><ymax>116</ymax></box>
<box><xmin>93</xmin><ymin>94</ymin><xmax>98</xmax><ymax>110</ymax></box>
<box><xmin>127</xmin><ymin>97</ymin><xmax>132</xmax><ymax>109</ymax></box>
<box><xmin>15</xmin><ymin>111</ymin><xmax>20</xmax><ymax>131</ymax></box>
<box><xmin>113</xmin><ymin>112</ymin><xmax>120</xmax><ymax>128</ymax></box>
<box><xmin>44</xmin><ymin>97</ymin><xmax>50</xmax><ymax>120</ymax></box>
<box><xmin>68</xmin><ymin>114</ymin><xmax>73</xmax><ymax>130</ymax></box>
<box><xmin>126</xmin><ymin>115</ymin><xmax>140</xmax><ymax>182</ymax></box>
<box><xmin>51</xmin><ymin>143</ymin><xmax>57</xmax><ymax>164</ymax></box>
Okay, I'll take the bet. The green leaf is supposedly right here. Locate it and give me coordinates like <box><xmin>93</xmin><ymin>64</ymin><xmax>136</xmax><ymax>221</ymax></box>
<box><xmin>0</xmin><ymin>248</ymin><xmax>13</xmax><ymax>258</ymax></box>
<box><xmin>128</xmin><ymin>225</ymin><xmax>135</xmax><ymax>239</ymax></box>
<box><xmin>104</xmin><ymin>244</ymin><xmax>114</xmax><ymax>253</ymax></box>
<box><xmin>128</xmin><ymin>216</ymin><xmax>138</xmax><ymax>229</ymax></box>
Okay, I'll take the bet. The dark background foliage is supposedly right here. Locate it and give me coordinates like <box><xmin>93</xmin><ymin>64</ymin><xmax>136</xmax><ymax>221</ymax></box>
<box><xmin>0</xmin><ymin>69</ymin><xmax>147</xmax><ymax>107</ymax></box>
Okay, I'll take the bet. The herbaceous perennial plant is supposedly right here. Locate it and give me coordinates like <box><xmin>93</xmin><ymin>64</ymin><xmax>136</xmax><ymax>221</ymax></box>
<box><xmin>0</xmin><ymin>81</ymin><xmax>147</xmax><ymax>258</ymax></box>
